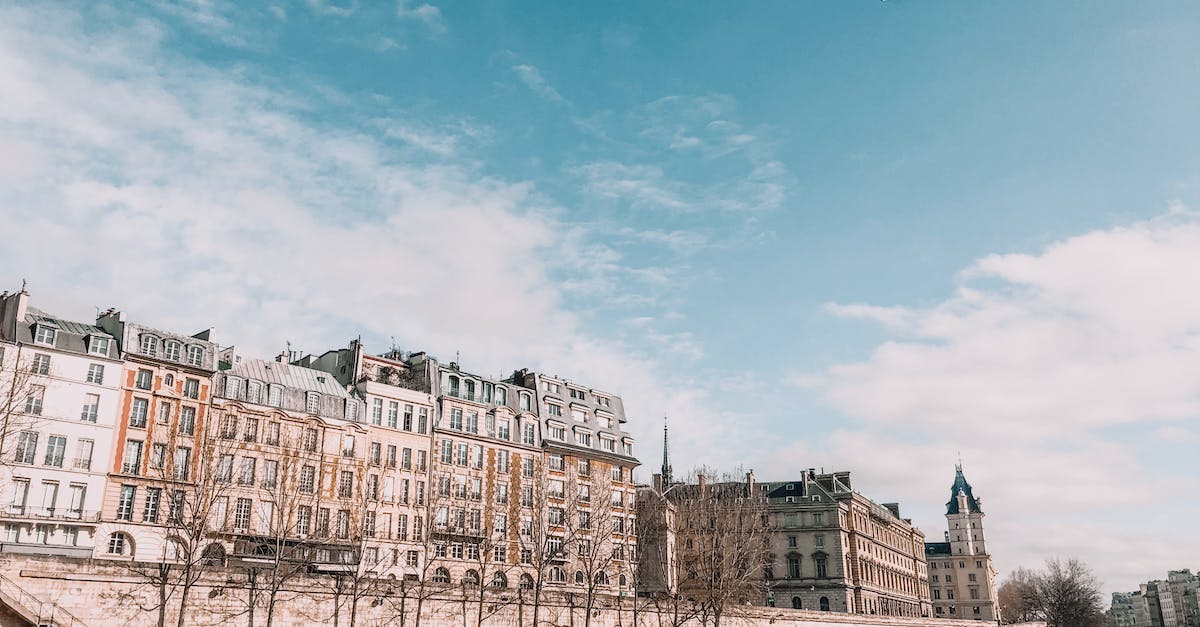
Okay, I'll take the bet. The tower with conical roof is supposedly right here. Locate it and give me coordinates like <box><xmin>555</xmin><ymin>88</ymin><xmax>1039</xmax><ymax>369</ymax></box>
<box><xmin>928</xmin><ymin>462</ymin><xmax>999</xmax><ymax>621</ymax></box>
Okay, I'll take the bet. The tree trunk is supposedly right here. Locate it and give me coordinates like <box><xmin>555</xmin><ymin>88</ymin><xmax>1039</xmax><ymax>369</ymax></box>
<box><xmin>176</xmin><ymin>581</ymin><xmax>193</xmax><ymax>627</ymax></box>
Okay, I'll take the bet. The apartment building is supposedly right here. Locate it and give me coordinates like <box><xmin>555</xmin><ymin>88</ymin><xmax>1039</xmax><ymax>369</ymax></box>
<box><xmin>512</xmin><ymin>370</ymin><xmax>639</xmax><ymax>595</ymax></box>
<box><xmin>924</xmin><ymin>464</ymin><xmax>999</xmax><ymax>621</ymax></box>
<box><xmin>306</xmin><ymin>342</ymin><xmax>437</xmax><ymax>579</ymax></box>
<box><xmin>0</xmin><ymin>288</ymin><xmax>124</xmax><ymax>557</ymax></box>
<box><xmin>92</xmin><ymin>309</ymin><xmax>219</xmax><ymax>561</ymax></box>
<box><xmin>760</xmin><ymin>470</ymin><xmax>932</xmax><ymax>617</ymax></box>
<box><xmin>1121</xmin><ymin>571</ymin><xmax>1200</xmax><ymax>627</ymax></box>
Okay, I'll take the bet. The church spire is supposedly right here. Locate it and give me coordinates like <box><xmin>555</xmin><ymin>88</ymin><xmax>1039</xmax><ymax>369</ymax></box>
<box><xmin>662</xmin><ymin>416</ymin><xmax>673</xmax><ymax>487</ymax></box>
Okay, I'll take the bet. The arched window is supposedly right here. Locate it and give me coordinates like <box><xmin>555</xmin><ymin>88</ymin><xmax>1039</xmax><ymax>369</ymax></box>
<box><xmin>432</xmin><ymin>567</ymin><xmax>452</xmax><ymax>584</ymax></box>
<box><xmin>187</xmin><ymin>345</ymin><xmax>203</xmax><ymax>366</ymax></box>
<box><xmin>164</xmin><ymin>374</ymin><xmax>174</xmax><ymax>387</ymax></box>
<box><xmin>107</xmin><ymin>532</ymin><xmax>133</xmax><ymax>556</ymax></box>
<box><xmin>463</xmin><ymin>569</ymin><xmax>480</xmax><ymax>587</ymax></box>
<box><xmin>619</xmin><ymin>574</ymin><xmax>627</xmax><ymax>588</ymax></box>
<box><xmin>448</xmin><ymin>376</ymin><xmax>460</xmax><ymax>396</ymax></box>
<box><xmin>549</xmin><ymin>567</ymin><xmax>566</xmax><ymax>582</ymax></box>
<box><xmin>201</xmin><ymin>543</ymin><xmax>226</xmax><ymax>566</ymax></box>
<box><xmin>496</xmin><ymin>387</ymin><xmax>507</xmax><ymax>405</ymax></box>
<box><xmin>164</xmin><ymin>340</ymin><xmax>181</xmax><ymax>362</ymax></box>
<box><xmin>491</xmin><ymin>571</ymin><xmax>507</xmax><ymax>588</ymax></box>
<box><xmin>520</xmin><ymin>393</ymin><xmax>532</xmax><ymax>412</ymax></box>
<box><xmin>520</xmin><ymin>573</ymin><xmax>534</xmax><ymax>590</ymax></box>
<box><xmin>820</xmin><ymin>597</ymin><xmax>831</xmax><ymax>612</ymax></box>
<box><xmin>594</xmin><ymin>571</ymin><xmax>609</xmax><ymax>585</ymax></box>
<box><xmin>792</xmin><ymin>597</ymin><xmax>803</xmax><ymax>609</ymax></box>
<box><xmin>464</xmin><ymin>380</ymin><xmax>475</xmax><ymax>400</ymax></box>
<box><xmin>574</xmin><ymin>570</ymin><xmax>585</xmax><ymax>584</ymax></box>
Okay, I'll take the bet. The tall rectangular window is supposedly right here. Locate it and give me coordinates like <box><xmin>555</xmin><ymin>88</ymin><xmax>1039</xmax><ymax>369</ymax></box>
<box><xmin>130</xmin><ymin>398</ymin><xmax>149</xmax><ymax>428</ymax></box>
<box><xmin>86</xmin><ymin>363</ymin><xmax>105</xmax><ymax>384</ymax></box>
<box><xmin>184</xmin><ymin>378</ymin><xmax>200</xmax><ymax>399</ymax></box>
<box><xmin>187</xmin><ymin>345</ymin><xmax>203</xmax><ymax>366</ymax></box>
<box><xmin>8</xmin><ymin>479</ymin><xmax>29</xmax><ymax>512</ymax></box>
<box><xmin>157</xmin><ymin>400</ymin><xmax>173</xmax><ymax>424</ymax></box>
<box><xmin>73</xmin><ymin>439</ymin><xmax>94</xmax><ymax>470</ymax></box>
<box><xmin>418</xmin><ymin>408</ymin><xmax>428</xmax><ymax>433</ymax></box>
<box><xmin>450</xmin><ymin>408</ymin><xmax>463</xmax><ymax>430</ymax></box>
<box><xmin>387</xmin><ymin>401</ymin><xmax>398</xmax><ymax>428</ymax></box>
<box><xmin>300</xmin><ymin>466</ymin><xmax>316</xmax><ymax>494</ymax></box>
<box><xmin>135</xmin><ymin>369</ymin><xmax>153</xmax><ymax>390</ymax></box>
<box><xmin>31</xmin><ymin>353</ymin><xmax>50</xmax><ymax>374</ymax></box>
<box><xmin>372</xmin><ymin>398</ymin><xmax>383</xmax><ymax>425</ymax></box>
<box><xmin>387</xmin><ymin>445</ymin><xmax>398</xmax><ymax>468</ymax></box>
<box><xmin>401</xmin><ymin>447</ymin><xmax>411</xmax><ymax>470</ymax></box>
<box><xmin>150</xmin><ymin>443</ymin><xmax>167</xmax><ymax>469</ymax></box>
<box><xmin>43</xmin><ymin>435</ymin><xmax>66</xmax><ymax>467</ymax></box>
<box><xmin>243</xmin><ymin>418</ymin><xmax>258</xmax><ymax>443</ymax></box>
<box><xmin>117</xmin><ymin>485</ymin><xmax>136</xmax><ymax>521</ymax></box>
<box><xmin>403</xmin><ymin>405</ymin><xmax>413</xmax><ymax>431</ymax></box>
<box><xmin>24</xmin><ymin>386</ymin><xmax>44</xmax><ymax>415</ymax></box>
<box><xmin>338</xmin><ymin>471</ymin><xmax>354</xmax><ymax>498</ymax></box>
<box><xmin>262</xmin><ymin>459</ymin><xmax>278</xmax><ymax>488</ymax></box>
<box><xmin>174</xmin><ymin>447</ymin><xmax>192</xmax><ymax>481</ymax></box>
<box><xmin>524</xmin><ymin>423</ymin><xmax>536</xmax><ymax>446</ymax></box>
<box><xmin>179</xmin><ymin>406</ymin><xmax>196</xmax><ymax>435</ymax></box>
<box><xmin>143</xmin><ymin>487</ymin><xmax>161</xmax><ymax>523</ymax></box>
<box><xmin>238</xmin><ymin>457</ymin><xmax>256</xmax><ymax>485</ymax></box>
<box><xmin>68</xmin><ymin>484</ymin><xmax>85</xmax><ymax>515</ymax></box>
<box><xmin>80</xmin><ymin>394</ymin><xmax>100</xmax><ymax>422</ymax></box>
<box><xmin>297</xmin><ymin>505</ymin><xmax>312</xmax><ymax>536</ymax></box>
<box><xmin>15</xmin><ymin>431</ymin><xmax>37</xmax><ymax>464</ymax></box>
<box><xmin>122</xmin><ymin>440</ymin><xmax>143</xmax><ymax>474</ymax></box>
<box><xmin>267</xmin><ymin>384</ymin><xmax>282</xmax><ymax>406</ymax></box>
<box><xmin>234</xmin><ymin>498</ymin><xmax>252</xmax><ymax>529</ymax></box>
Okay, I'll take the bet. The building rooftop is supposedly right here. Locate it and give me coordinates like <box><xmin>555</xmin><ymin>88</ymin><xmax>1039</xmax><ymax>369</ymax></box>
<box><xmin>947</xmin><ymin>464</ymin><xmax>983</xmax><ymax>515</ymax></box>
<box><xmin>225</xmin><ymin>358</ymin><xmax>350</xmax><ymax>397</ymax></box>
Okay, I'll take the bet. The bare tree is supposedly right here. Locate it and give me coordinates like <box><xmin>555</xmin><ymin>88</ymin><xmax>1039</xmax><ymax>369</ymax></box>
<box><xmin>999</xmin><ymin>567</ymin><xmax>1044</xmax><ymax>624</ymax></box>
<box><xmin>0</xmin><ymin>343</ymin><xmax>47</xmax><ymax>468</ymax></box>
<box><xmin>568</xmin><ymin>465</ymin><xmax>622</xmax><ymax>627</ymax></box>
<box><xmin>670</xmin><ymin>467</ymin><xmax>773</xmax><ymax>627</ymax></box>
<box><xmin>1033</xmin><ymin>558</ymin><xmax>1104</xmax><ymax>627</ymax></box>
<box><xmin>115</xmin><ymin>424</ymin><xmax>237</xmax><ymax>627</ymax></box>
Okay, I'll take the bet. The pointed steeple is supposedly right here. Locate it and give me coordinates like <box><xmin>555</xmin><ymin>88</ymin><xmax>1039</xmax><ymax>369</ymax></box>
<box><xmin>947</xmin><ymin>462</ymin><xmax>982</xmax><ymax>515</ymax></box>
<box><xmin>662</xmin><ymin>416</ymin><xmax>673</xmax><ymax>487</ymax></box>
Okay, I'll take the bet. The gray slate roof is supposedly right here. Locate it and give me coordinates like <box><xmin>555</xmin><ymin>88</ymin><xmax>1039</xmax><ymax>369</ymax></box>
<box><xmin>225</xmin><ymin>359</ymin><xmax>350</xmax><ymax>397</ymax></box>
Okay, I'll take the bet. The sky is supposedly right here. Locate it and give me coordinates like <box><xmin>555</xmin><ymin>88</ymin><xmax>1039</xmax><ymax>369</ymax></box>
<box><xmin>1</xmin><ymin>0</ymin><xmax>1198</xmax><ymax>597</ymax></box>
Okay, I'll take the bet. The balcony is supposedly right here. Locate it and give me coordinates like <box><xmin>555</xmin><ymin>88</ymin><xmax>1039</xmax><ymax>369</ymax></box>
<box><xmin>1</xmin><ymin>506</ymin><xmax>102</xmax><ymax>523</ymax></box>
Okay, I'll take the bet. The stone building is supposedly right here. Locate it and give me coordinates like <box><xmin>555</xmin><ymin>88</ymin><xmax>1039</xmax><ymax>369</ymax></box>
<box><xmin>1120</xmin><ymin>570</ymin><xmax>1200</xmax><ymax>627</ymax></box>
<box><xmin>92</xmin><ymin>308</ymin><xmax>219</xmax><ymax>562</ymax></box>
<box><xmin>759</xmin><ymin>470</ymin><xmax>932</xmax><ymax>617</ymax></box>
<box><xmin>924</xmin><ymin>464</ymin><xmax>999</xmax><ymax>621</ymax></box>
<box><xmin>0</xmin><ymin>287</ymin><xmax>125</xmax><ymax>559</ymax></box>
<box><xmin>1111</xmin><ymin>592</ymin><xmax>1138</xmax><ymax>627</ymax></box>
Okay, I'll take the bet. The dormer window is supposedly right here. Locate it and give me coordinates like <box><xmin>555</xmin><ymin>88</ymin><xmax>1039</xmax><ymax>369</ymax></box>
<box><xmin>164</xmin><ymin>340</ymin><xmax>181</xmax><ymax>362</ymax></box>
<box><xmin>246</xmin><ymin>381</ymin><xmax>263</xmax><ymax>404</ymax></box>
<box><xmin>268</xmin><ymin>385</ymin><xmax>283</xmax><ymax>407</ymax></box>
<box><xmin>346</xmin><ymin>401</ymin><xmax>360</xmax><ymax>422</ymax></box>
<box><xmin>547</xmin><ymin>404</ymin><xmax>562</xmax><ymax>417</ymax></box>
<box><xmin>496</xmin><ymin>387</ymin><xmax>507</xmax><ymax>405</ymax></box>
<box><xmin>306</xmin><ymin>392</ymin><xmax>321</xmax><ymax>414</ymax></box>
<box><xmin>33</xmin><ymin>325</ymin><xmax>56</xmax><ymax>346</ymax></box>
<box><xmin>519</xmin><ymin>393</ymin><xmax>531</xmax><ymax>412</ymax></box>
<box><xmin>224</xmin><ymin>376</ymin><xmax>241</xmax><ymax>398</ymax></box>
<box><xmin>448</xmin><ymin>376</ymin><xmax>460</xmax><ymax>397</ymax></box>
<box><xmin>140</xmin><ymin>334</ymin><xmax>158</xmax><ymax>357</ymax></box>
<box><xmin>186</xmin><ymin>345</ymin><xmax>203</xmax><ymax>367</ymax></box>
<box><xmin>88</xmin><ymin>336</ymin><xmax>110</xmax><ymax>356</ymax></box>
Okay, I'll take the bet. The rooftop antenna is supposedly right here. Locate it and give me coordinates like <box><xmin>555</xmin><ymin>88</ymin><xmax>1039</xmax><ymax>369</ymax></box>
<box><xmin>956</xmin><ymin>451</ymin><xmax>963</xmax><ymax>471</ymax></box>
<box><xmin>390</xmin><ymin>336</ymin><xmax>398</xmax><ymax>353</ymax></box>
<box><xmin>455</xmin><ymin>350</ymin><xmax>461</xmax><ymax>365</ymax></box>
<box><xmin>20</xmin><ymin>279</ymin><xmax>28</xmax><ymax>293</ymax></box>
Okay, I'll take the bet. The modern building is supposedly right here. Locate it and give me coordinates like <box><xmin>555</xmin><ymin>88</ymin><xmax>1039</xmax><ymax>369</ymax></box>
<box><xmin>924</xmin><ymin>464</ymin><xmax>999</xmax><ymax>621</ymax></box>
<box><xmin>760</xmin><ymin>470</ymin><xmax>932</xmax><ymax>617</ymax></box>
<box><xmin>93</xmin><ymin>308</ymin><xmax>220</xmax><ymax>561</ymax></box>
<box><xmin>0</xmin><ymin>287</ymin><xmax>124</xmax><ymax>558</ymax></box>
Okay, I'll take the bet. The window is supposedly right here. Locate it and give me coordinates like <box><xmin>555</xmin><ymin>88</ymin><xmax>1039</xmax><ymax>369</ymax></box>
<box><xmin>403</xmin><ymin>404</ymin><xmax>413</xmax><ymax>430</ymax></box>
<box><xmin>216</xmin><ymin>454</ymin><xmax>233</xmax><ymax>482</ymax></box>
<box><xmin>158</xmin><ymin>400</ymin><xmax>173</xmax><ymax>424</ymax></box>
<box><xmin>346</xmin><ymin>400</ymin><xmax>359</xmax><ymax>422</ymax></box>
<box><xmin>523</xmin><ymin>423</ymin><xmax>536</xmax><ymax>445</ymax></box>
<box><xmin>338</xmin><ymin>471</ymin><xmax>354</xmax><ymax>498</ymax></box>
<box><xmin>601</xmin><ymin>437</ymin><xmax>616</xmax><ymax>452</ymax></box>
<box><xmin>74</xmin><ymin>392</ymin><xmax>100</xmax><ymax>423</ymax></box>
<box><xmin>243</xmin><ymin>418</ymin><xmax>258</xmax><ymax>442</ymax></box>
<box><xmin>519</xmin><ymin>393</ymin><xmax>532</xmax><ymax>412</ymax></box>
<box><xmin>341</xmin><ymin>434</ymin><xmax>355</xmax><ymax>458</ymax></box>
<box><xmin>164</xmin><ymin>341</ymin><xmax>181</xmax><ymax>362</ymax></box>
<box><xmin>300</xmin><ymin>466</ymin><xmax>316</xmax><ymax>494</ymax></box>
<box><xmin>24</xmin><ymin>385</ymin><xmax>44</xmax><ymax>415</ymax></box>
<box><xmin>246</xmin><ymin>380</ymin><xmax>262</xmax><ymax>404</ymax></box>
<box><xmin>418</xmin><ymin>407</ymin><xmax>428</xmax><ymax>433</ymax></box>
<box><xmin>86</xmin><ymin>363</ymin><xmax>105</xmax><ymax>384</ymax></box>
<box><xmin>178</xmin><ymin>406</ymin><xmax>196</xmax><ymax>435</ymax></box>
<box><xmin>174</xmin><ymin>447</ymin><xmax>191</xmax><ymax>481</ymax></box>
<box><xmin>449</xmin><ymin>408</ymin><xmax>463</xmax><ymax>430</ymax></box>
<box><xmin>34</xmin><ymin>326</ymin><xmax>57</xmax><ymax>346</ymax></box>
<box><xmin>31</xmin><ymin>353</ymin><xmax>51</xmax><ymax>375</ymax></box>
<box><xmin>238</xmin><ymin>457</ymin><xmax>256</xmax><ymax>485</ymax></box>
<box><xmin>969</xmin><ymin>573</ymin><xmax>977</xmax><ymax>582</ymax></box>
<box><xmin>126</xmin><ymin>397</ymin><xmax>149</xmax><ymax>427</ymax></box>
<box><xmin>577</xmin><ymin>459</ymin><xmax>590</xmax><ymax>476</ymax></box>
<box><xmin>549</xmin><ymin>424</ymin><xmax>565</xmax><ymax>440</ymax></box>
<box><xmin>417</xmin><ymin>450</ymin><xmax>427</xmax><ymax>471</ymax></box>
<box><xmin>466</xmin><ymin>412</ymin><xmax>478</xmax><ymax>434</ymax></box>
<box><xmin>227</xmin><ymin>377</ymin><xmax>243</xmax><ymax>398</ymax></box>
<box><xmin>296</xmin><ymin>506</ymin><xmax>312</xmax><ymax>536</ymax></box>
<box><xmin>67</xmin><ymin>438</ymin><xmax>95</xmax><ymax>471</ymax></box>
<box><xmin>612</xmin><ymin>466</ymin><xmax>623</xmax><ymax>482</ymax></box>
<box><xmin>117</xmin><ymin>485</ymin><xmax>136</xmax><ymax>521</ymax></box>
<box><xmin>187</xmin><ymin>345</ymin><xmax>203</xmax><ymax>366</ymax></box>
<box><xmin>623</xmin><ymin>440</ymin><xmax>633</xmax><ymax>455</ymax></box>
<box><xmin>150</xmin><ymin>443</ymin><xmax>167</xmax><ymax>469</ymax></box>
<box><xmin>143</xmin><ymin>487</ymin><xmax>161</xmax><ymax>523</ymax></box>
<box><xmin>315</xmin><ymin>508</ymin><xmax>330</xmax><ymax>536</ymax></box>
<box><xmin>497</xmin><ymin>419</ymin><xmax>510</xmax><ymax>441</ymax></box>
<box><xmin>496</xmin><ymin>450</ymin><xmax>510</xmax><ymax>473</ymax></box>
<box><xmin>135</xmin><ymin>369</ymin><xmax>153</xmax><ymax>390</ymax></box>
<box><xmin>549</xmin><ymin>454</ymin><xmax>563</xmax><ymax>471</ymax></box>
<box><xmin>547</xmin><ymin>404</ymin><xmax>562</xmax><ymax>417</ymax></box>
<box><xmin>336</xmin><ymin>510</ymin><xmax>350</xmax><ymax>538</ymax></box>
<box><xmin>14</xmin><ymin>431</ymin><xmax>38</xmax><ymax>464</ymax></box>
<box><xmin>575</xmin><ymin>431</ymin><xmax>591</xmax><ymax>447</ymax></box>
<box><xmin>368</xmin><ymin>474</ymin><xmax>379</xmax><ymax>500</ymax></box>
<box><xmin>370</xmin><ymin>442</ymin><xmax>381</xmax><ymax>465</ymax></box>
<box><xmin>970</xmin><ymin>588</ymin><xmax>980</xmax><ymax>600</ymax></box>
<box><xmin>815</xmin><ymin>533</ymin><xmax>825</xmax><ymax>548</ymax></box>
<box><xmin>262</xmin><ymin>459</ymin><xmax>278</xmax><ymax>488</ymax></box>
<box><xmin>816</xmin><ymin>557</ymin><xmax>828</xmax><ymax>578</ymax></box>
<box><xmin>571</xmin><ymin>408</ymin><xmax>586</xmax><ymax>422</ymax></box>
<box><xmin>122</xmin><ymin>440</ymin><xmax>143</xmax><ymax>474</ymax></box>
<box><xmin>180</xmin><ymin>378</ymin><xmax>198</xmax><ymax>399</ymax></box>
<box><xmin>234</xmin><ymin>498</ymin><xmax>252</xmax><ymax>530</ymax></box>
<box><xmin>107</xmin><ymin>532</ymin><xmax>131</xmax><ymax>556</ymax></box>
<box><xmin>306</xmin><ymin>393</ymin><xmax>320</xmax><ymax>414</ymax></box>
<box><xmin>304</xmin><ymin>428</ymin><xmax>318</xmax><ymax>452</ymax></box>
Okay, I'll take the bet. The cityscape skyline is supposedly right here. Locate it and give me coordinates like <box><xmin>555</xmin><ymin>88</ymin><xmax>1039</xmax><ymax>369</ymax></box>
<box><xmin>1</xmin><ymin>0</ymin><xmax>1197</xmax><ymax>601</ymax></box>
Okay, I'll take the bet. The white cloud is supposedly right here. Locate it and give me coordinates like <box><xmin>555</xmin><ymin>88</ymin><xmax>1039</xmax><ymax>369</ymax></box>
<box><xmin>787</xmin><ymin>213</ymin><xmax>1200</xmax><ymax>594</ymax></box>
<box><xmin>511</xmin><ymin>64</ymin><xmax>566</xmax><ymax>104</ymax></box>
<box><xmin>396</xmin><ymin>0</ymin><xmax>446</xmax><ymax>34</ymax></box>
<box><xmin>0</xmin><ymin>3</ymin><xmax>746</xmax><ymax>481</ymax></box>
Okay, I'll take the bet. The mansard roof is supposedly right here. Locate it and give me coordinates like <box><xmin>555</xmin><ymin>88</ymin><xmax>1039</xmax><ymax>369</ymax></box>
<box><xmin>925</xmin><ymin>541</ymin><xmax>952</xmax><ymax>556</ymax></box>
<box><xmin>225</xmin><ymin>358</ymin><xmax>350</xmax><ymax>397</ymax></box>
<box><xmin>946</xmin><ymin>465</ymin><xmax>982</xmax><ymax>515</ymax></box>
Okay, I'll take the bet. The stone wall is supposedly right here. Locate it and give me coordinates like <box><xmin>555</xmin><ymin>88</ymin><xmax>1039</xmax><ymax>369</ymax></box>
<box><xmin>0</xmin><ymin>555</ymin><xmax>992</xmax><ymax>627</ymax></box>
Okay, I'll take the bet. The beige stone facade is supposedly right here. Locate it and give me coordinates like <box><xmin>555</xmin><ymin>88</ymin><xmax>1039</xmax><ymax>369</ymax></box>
<box><xmin>924</xmin><ymin>465</ymin><xmax>998</xmax><ymax>622</ymax></box>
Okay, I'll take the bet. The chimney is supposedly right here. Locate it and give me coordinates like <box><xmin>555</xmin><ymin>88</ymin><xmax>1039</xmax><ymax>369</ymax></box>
<box><xmin>652</xmin><ymin>473</ymin><xmax>663</xmax><ymax>493</ymax></box>
<box><xmin>802</xmin><ymin>469</ymin><xmax>812</xmax><ymax>494</ymax></box>
<box><xmin>745</xmin><ymin>469</ymin><xmax>756</xmax><ymax>492</ymax></box>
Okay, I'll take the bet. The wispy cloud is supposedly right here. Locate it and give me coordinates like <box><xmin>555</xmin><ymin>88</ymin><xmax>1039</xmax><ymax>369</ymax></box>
<box><xmin>396</xmin><ymin>0</ymin><xmax>446</xmax><ymax>35</ymax></box>
<box><xmin>511</xmin><ymin>63</ymin><xmax>566</xmax><ymax>104</ymax></box>
<box><xmin>0</xmin><ymin>2</ymin><xmax>751</xmax><ymax>477</ymax></box>
<box><xmin>784</xmin><ymin>211</ymin><xmax>1200</xmax><ymax>593</ymax></box>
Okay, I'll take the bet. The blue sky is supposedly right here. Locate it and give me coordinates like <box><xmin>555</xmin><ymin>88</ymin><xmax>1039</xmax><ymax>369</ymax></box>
<box><xmin>1</xmin><ymin>1</ymin><xmax>1198</xmax><ymax>595</ymax></box>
